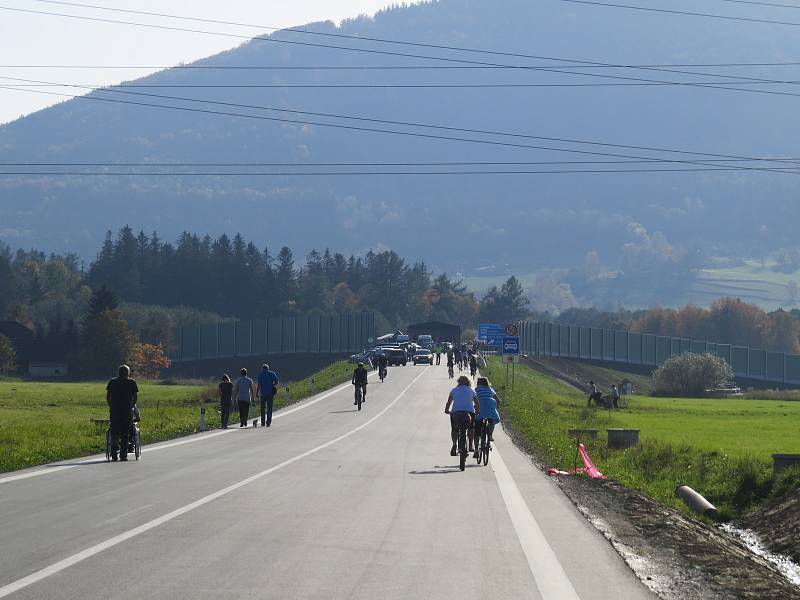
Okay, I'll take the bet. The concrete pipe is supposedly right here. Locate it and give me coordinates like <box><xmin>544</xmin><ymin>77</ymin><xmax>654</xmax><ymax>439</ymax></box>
<box><xmin>675</xmin><ymin>485</ymin><xmax>717</xmax><ymax>516</ymax></box>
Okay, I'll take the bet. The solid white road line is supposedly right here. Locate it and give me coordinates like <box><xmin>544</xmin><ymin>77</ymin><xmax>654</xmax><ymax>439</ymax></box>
<box><xmin>491</xmin><ymin>445</ymin><xmax>582</xmax><ymax>600</ymax></box>
<box><xmin>0</xmin><ymin>369</ymin><xmax>425</xmax><ymax>599</ymax></box>
<box><xmin>0</xmin><ymin>373</ymin><xmax>376</xmax><ymax>485</ymax></box>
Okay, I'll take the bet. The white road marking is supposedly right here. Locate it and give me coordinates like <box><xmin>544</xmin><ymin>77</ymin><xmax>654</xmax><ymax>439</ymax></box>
<box><xmin>491</xmin><ymin>445</ymin><xmax>582</xmax><ymax>600</ymax></box>
<box><xmin>0</xmin><ymin>373</ymin><xmax>375</xmax><ymax>485</ymax></box>
<box><xmin>0</xmin><ymin>369</ymin><xmax>425</xmax><ymax>598</ymax></box>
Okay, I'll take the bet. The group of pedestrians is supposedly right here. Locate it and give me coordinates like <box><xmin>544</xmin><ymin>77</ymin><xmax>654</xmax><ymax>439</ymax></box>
<box><xmin>219</xmin><ymin>364</ymin><xmax>280</xmax><ymax>428</ymax></box>
<box><xmin>587</xmin><ymin>380</ymin><xmax>621</xmax><ymax>408</ymax></box>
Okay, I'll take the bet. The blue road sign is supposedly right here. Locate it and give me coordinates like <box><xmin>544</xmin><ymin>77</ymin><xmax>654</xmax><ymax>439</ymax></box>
<box><xmin>487</xmin><ymin>328</ymin><xmax>505</xmax><ymax>346</ymax></box>
<box><xmin>502</xmin><ymin>336</ymin><xmax>521</xmax><ymax>355</ymax></box>
<box><xmin>478</xmin><ymin>323</ymin><xmax>500</xmax><ymax>342</ymax></box>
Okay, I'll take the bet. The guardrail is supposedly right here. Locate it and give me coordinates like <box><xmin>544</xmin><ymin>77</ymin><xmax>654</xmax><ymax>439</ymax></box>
<box><xmin>169</xmin><ymin>312</ymin><xmax>375</xmax><ymax>363</ymax></box>
<box><xmin>518</xmin><ymin>320</ymin><xmax>800</xmax><ymax>386</ymax></box>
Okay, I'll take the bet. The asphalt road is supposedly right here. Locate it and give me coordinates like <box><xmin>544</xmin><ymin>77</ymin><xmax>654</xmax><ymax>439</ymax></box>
<box><xmin>0</xmin><ymin>364</ymin><xmax>655</xmax><ymax>600</ymax></box>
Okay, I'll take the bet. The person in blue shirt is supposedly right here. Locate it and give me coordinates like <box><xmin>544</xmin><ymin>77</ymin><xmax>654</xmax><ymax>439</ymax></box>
<box><xmin>473</xmin><ymin>377</ymin><xmax>500</xmax><ymax>459</ymax></box>
<box><xmin>255</xmin><ymin>364</ymin><xmax>280</xmax><ymax>427</ymax></box>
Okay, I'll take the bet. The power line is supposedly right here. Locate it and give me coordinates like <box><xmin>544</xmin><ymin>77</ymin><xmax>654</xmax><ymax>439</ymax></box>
<box><xmin>716</xmin><ymin>0</ymin><xmax>800</xmax><ymax>9</ymax></box>
<box><xmin>4</xmin><ymin>159</ymin><xmax>799</xmax><ymax>166</ymax></box>
<box><xmin>5</xmin><ymin>62</ymin><xmax>800</xmax><ymax>70</ymax></box>
<box><xmin>4</xmin><ymin>76</ymin><xmax>800</xmax><ymax>167</ymax></box>
<box><xmin>8</xmin><ymin>80</ymin><xmax>800</xmax><ymax>88</ymax></box>
<box><xmin>5</xmin><ymin>3</ymin><xmax>800</xmax><ymax>94</ymax></box>
<box><xmin>0</xmin><ymin>166</ymin><xmax>795</xmax><ymax>176</ymax></box>
<box><xmin>4</xmin><ymin>82</ymin><xmax>799</xmax><ymax>171</ymax></box>
<box><xmin>559</xmin><ymin>0</ymin><xmax>800</xmax><ymax>27</ymax></box>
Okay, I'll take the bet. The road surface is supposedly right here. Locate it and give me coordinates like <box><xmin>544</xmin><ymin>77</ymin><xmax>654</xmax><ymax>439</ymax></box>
<box><xmin>0</xmin><ymin>364</ymin><xmax>655</xmax><ymax>599</ymax></box>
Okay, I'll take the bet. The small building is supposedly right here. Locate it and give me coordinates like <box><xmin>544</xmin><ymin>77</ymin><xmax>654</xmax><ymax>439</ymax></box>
<box><xmin>0</xmin><ymin>320</ymin><xmax>68</xmax><ymax>377</ymax></box>
<box><xmin>407</xmin><ymin>321</ymin><xmax>462</xmax><ymax>345</ymax></box>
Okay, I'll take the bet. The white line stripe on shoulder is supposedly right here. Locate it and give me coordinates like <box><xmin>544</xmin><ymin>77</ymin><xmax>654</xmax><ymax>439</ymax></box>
<box><xmin>492</xmin><ymin>445</ymin><xmax>582</xmax><ymax>600</ymax></box>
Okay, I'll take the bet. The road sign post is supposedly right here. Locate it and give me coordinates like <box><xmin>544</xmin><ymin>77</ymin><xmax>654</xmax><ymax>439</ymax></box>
<box><xmin>502</xmin><ymin>335</ymin><xmax>520</xmax><ymax>394</ymax></box>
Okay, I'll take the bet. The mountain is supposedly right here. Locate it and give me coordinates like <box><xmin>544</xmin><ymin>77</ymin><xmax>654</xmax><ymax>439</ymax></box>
<box><xmin>2</xmin><ymin>0</ymin><xmax>800</xmax><ymax>281</ymax></box>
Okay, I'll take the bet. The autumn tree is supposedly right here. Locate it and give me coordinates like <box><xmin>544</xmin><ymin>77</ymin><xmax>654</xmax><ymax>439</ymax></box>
<box><xmin>129</xmin><ymin>343</ymin><xmax>172</xmax><ymax>380</ymax></box>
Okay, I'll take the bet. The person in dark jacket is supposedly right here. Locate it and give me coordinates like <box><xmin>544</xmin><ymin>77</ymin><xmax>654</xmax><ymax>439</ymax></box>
<box><xmin>352</xmin><ymin>362</ymin><xmax>368</xmax><ymax>405</ymax></box>
<box><xmin>218</xmin><ymin>374</ymin><xmax>233</xmax><ymax>429</ymax></box>
<box><xmin>106</xmin><ymin>364</ymin><xmax>138</xmax><ymax>461</ymax></box>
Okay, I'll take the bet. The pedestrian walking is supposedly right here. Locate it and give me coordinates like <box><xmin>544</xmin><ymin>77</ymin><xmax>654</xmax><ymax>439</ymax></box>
<box><xmin>218</xmin><ymin>374</ymin><xmax>233</xmax><ymax>428</ymax></box>
<box><xmin>611</xmin><ymin>384</ymin><xmax>620</xmax><ymax>409</ymax></box>
<box><xmin>255</xmin><ymin>363</ymin><xmax>280</xmax><ymax>427</ymax></box>
<box><xmin>106</xmin><ymin>364</ymin><xmax>138</xmax><ymax>461</ymax></box>
<box><xmin>233</xmin><ymin>368</ymin><xmax>254</xmax><ymax>427</ymax></box>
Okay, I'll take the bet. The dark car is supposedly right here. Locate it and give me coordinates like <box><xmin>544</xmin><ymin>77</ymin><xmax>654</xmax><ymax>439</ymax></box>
<box><xmin>385</xmin><ymin>348</ymin><xmax>408</xmax><ymax>366</ymax></box>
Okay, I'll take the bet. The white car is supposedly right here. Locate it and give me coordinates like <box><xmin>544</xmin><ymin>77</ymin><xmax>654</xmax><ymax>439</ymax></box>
<box><xmin>412</xmin><ymin>349</ymin><xmax>434</xmax><ymax>365</ymax></box>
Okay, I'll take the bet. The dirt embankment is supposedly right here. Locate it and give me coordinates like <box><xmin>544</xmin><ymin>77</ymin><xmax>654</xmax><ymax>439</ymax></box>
<box><xmin>737</xmin><ymin>489</ymin><xmax>800</xmax><ymax>564</ymax></box>
<box><xmin>555</xmin><ymin>476</ymin><xmax>800</xmax><ymax>599</ymax></box>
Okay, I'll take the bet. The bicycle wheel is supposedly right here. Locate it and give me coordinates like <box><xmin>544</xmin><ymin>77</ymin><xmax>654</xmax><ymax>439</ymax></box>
<box><xmin>458</xmin><ymin>427</ymin><xmax>467</xmax><ymax>471</ymax></box>
<box><xmin>357</xmin><ymin>387</ymin><xmax>362</xmax><ymax>411</ymax></box>
<box><xmin>482</xmin><ymin>439</ymin><xmax>489</xmax><ymax>466</ymax></box>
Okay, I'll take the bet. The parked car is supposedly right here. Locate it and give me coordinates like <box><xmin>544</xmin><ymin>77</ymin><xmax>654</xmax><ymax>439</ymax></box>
<box><xmin>412</xmin><ymin>349</ymin><xmax>434</xmax><ymax>365</ymax></box>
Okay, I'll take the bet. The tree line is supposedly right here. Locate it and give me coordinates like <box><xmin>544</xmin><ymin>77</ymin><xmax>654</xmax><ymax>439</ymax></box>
<box><xmin>0</xmin><ymin>227</ymin><xmax>533</xmax><ymax>375</ymax></box>
<box><xmin>84</xmin><ymin>226</ymin><xmax>530</xmax><ymax>331</ymax></box>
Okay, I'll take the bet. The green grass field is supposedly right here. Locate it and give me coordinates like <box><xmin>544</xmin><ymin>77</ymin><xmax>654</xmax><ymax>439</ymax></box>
<box><xmin>0</xmin><ymin>361</ymin><xmax>354</xmax><ymax>473</ymax></box>
<box><xmin>483</xmin><ymin>358</ymin><xmax>800</xmax><ymax>520</ymax></box>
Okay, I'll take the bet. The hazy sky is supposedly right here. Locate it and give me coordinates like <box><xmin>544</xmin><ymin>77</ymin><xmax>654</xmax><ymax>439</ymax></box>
<box><xmin>0</xmin><ymin>0</ymin><xmax>407</xmax><ymax>124</ymax></box>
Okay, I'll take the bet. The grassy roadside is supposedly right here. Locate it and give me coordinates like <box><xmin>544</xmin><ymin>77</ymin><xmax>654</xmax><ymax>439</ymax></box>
<box><xmin>483</xmin><ymin>357</ymin><xmax>800</xmax><ymax>520</ymax></box>
<box><xmin>0</xmin><ymin>360</ymin><xmax>355</xmax><ymax>473</ymax></box>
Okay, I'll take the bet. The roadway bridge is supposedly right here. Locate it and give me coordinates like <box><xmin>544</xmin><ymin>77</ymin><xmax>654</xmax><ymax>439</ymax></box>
<box><xmin>0</xmin><ymin>364</ymin><xmax>653</xmax><ymax>600</ymax></box>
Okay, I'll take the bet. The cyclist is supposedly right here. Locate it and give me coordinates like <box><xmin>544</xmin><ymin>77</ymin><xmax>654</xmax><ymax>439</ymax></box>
<box><xmin>473</xmin><ymin>377</ymin><xmax>500</xmax><ymax>459</ymax></box>
<box><xmin>352</xmin><ymin>362</ymin><xmax>368</xmax><ymax>405</ymax></box>
<box><xmin>434</xmin><ymin>343</ymin><xmax>443</xmax><ymax>365</ymax></box>
<box><xmin>444</xmin><ymin>375</ymin><xmax>479</xmax><ymax>463</ymax></box>
<box><xmin>446</xmin><ymin>350</ymin><xmax>455</xmax><ymax>379</ymax></box>
<box><xmin>377</xmin><ymin>352</ymin><xmax>388</xmax><ymax>381</ymax></box>
<box><xmin>469</xmin><ymin>353</ymin><xmax>478</xmax><ymax>378</ymax></box>
<box><xmin>454</xmin><ymin>348</ymin><xmax>462</xmax><ymax>371</ymax></box>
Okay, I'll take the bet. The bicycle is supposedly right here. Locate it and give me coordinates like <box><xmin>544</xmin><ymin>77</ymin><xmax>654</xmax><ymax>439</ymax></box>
<box><xmin>447</xmin><ymin>410</ymin><xmax>470</xmax><ymax>471</ymax></box>
<box><xmin>354</xmin><ymin>384</ymin><xmax>365</xmax><ymax>411</ymax></box>
<box><xmin>448</xmin><ymin>365</ymin><xmax>454</xmax><ymax>379</ymax></box>
<box><xmin>476</xmin><ymin>418</ymin><xmax>493</xmax><ymax>466</ymax></box>
<box><xmin>379</xmin><ymin>367</ymin><xmax>386</xmax><ymax>382</ymax></box>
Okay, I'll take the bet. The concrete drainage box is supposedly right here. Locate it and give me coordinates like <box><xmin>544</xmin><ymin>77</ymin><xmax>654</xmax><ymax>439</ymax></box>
<box><xmin>607</xmin><ymin>429</ymin><xmax>640</xmax><ymax>449</ymax></box>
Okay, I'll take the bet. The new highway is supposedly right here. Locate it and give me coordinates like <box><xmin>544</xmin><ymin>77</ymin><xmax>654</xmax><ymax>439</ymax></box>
<box><xmin>0</xmin><ymin>364</ymin><xmax>655</xmax><ymax>599</ymax></box>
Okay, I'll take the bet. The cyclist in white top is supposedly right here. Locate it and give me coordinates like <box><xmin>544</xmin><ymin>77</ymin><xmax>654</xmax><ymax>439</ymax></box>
<box><xmin>444</xmin><ymin>375</ymin><xmax>480</xmax><ymax>458</ymax></box>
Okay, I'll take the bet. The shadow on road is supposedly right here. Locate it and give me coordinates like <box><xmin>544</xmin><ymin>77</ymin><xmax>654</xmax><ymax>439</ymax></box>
<box><xmin>329</xmin><ymin>409</ymin><xmax>361</xmax><ymax>414</ymax></box>
<box><xmin>409</xmin><ymin>464</ymin><xmax>481</xmax><ymax>474</ymax></box>
<box><xmin>45</xmin><ymin>459</ymin><xmax>108</xmax><ymax>468</ymax></box>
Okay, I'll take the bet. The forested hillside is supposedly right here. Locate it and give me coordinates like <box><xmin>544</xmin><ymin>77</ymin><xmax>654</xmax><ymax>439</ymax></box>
<box><xmin>2</xmin><ymin>0</ymin><xmax>800</xmax><ymax>305</ymax></box>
